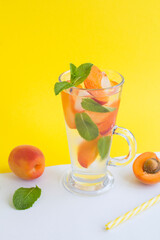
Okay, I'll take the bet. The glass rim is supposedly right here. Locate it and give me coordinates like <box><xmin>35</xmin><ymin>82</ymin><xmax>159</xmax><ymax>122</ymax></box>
<box><xmin>58</xmin><ymin>69</ymin><xmax>124</xmax><ymax>91</ymax></box>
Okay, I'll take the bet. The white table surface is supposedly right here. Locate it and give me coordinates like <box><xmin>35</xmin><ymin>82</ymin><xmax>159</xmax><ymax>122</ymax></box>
<box><xmin>1</xmin><ymin>153</ymin><xmax>160</xmax><ymax>240</ymax></box>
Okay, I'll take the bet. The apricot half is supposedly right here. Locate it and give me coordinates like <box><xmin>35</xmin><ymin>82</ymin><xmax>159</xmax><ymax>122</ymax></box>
<box><xmin>133</xmin><ymin>152</ymin><xmax>160</xmax><ymax>184</ymax></box>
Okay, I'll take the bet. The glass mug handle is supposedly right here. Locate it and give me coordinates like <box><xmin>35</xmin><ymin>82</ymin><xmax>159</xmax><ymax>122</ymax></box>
<box><xmin>108</xmin><ymin>126</ymin><xmax>137</xmax><ymax>166</ymax></box>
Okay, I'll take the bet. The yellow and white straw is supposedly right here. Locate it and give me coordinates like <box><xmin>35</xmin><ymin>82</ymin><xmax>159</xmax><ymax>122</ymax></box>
<box><xmin>105</xmin><ymin>194</ymin><xmax>160</xmax><ymax>230</ymax></box>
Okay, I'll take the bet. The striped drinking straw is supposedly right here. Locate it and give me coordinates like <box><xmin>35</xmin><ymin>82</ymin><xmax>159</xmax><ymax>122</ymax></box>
<box><xmin>105</xmin><ymin>194</ymin><xmax>160</xmax><ymax>230</ymax></box>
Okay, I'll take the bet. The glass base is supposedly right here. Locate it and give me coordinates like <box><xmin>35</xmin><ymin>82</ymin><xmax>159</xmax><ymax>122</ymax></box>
<box><xmin>62</xmin><ymin>170</ymin><xmax>114</xmax><ymax>196</ymax></box>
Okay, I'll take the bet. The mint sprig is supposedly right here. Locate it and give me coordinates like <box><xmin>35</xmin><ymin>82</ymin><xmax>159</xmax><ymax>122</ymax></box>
<box><xmin>13</xmin><ymin>186</ymin><xmax>41</xmax><ymax>210</ymax></box>
<box><xmin>54</xmin><ymin>63</ymin><xmax>93</xmax><ymax>95</ymax></box>
<box><xmin>72</xmin><ymin>63</ymin><xmax>93</xmax><ymax>86</ymax></box>
<box><xmin>81</xmin><ymin>98</ymin><xmax>116</xmax><ymax>113</ymax></box>
<box><xmin>98</xmin><ymin>136</ymin><xmax>111</xmax><ymax>159</ymax></box>
<box><xmin>75</xmin><ymin>112</ymin><xmax>99</xmax><ymax>141</ymax></box>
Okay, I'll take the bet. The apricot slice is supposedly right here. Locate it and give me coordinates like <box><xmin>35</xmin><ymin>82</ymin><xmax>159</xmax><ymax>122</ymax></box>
<box><xmin>92</xmin><ymin>79</ymin><xmax>119</xmax><ymax>105</ymax></box>
<box><xmin>110</xmin><ymin>80</ymin><xmax>118</xmax><ymax>87</ymax></box>
<box><xmin>97</xmin><ymin>100</ymin><xmax>120</xmax><ymax>135</ymax></box>
<box><xmin>84</xmin><ymin>66</ymin><xmax>111</xmax><ymax>104</ymax></box>
<box><xmin>71</xmin><ymin>86</ymin><xmax>90</xmax><ymax>113</ymax></box>
<box><xmin>61</xmin><ymin>85</ymin><xmax>84</xmax><ymax>129</ymax></box>
<box><xmin>133</xmin><ymin>152</ymin><xmax>160</xmax><ymax>184</ymax></box>
<box><xmin>61</xmin><ymin>91</ymin><xmax>77</xmax><ymax>129</ymax></box>
<box><xmin>85</xmin><ymin>99</ymin><xmax>120</xmax><ymax>135</ymax></box>
<box><xmin>78</xmin><ymin>138</ymin><xmax>99</xmax><ymax>168</ymax></box>
<box><xmin>84</xmin><ymin>65</ymin><xmax>104</xmax><ymax>89</ymax></box>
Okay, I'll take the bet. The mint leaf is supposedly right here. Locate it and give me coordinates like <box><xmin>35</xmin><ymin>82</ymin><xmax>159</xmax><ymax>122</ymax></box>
<box><xmin>70</xmin><ymin>63</ymin><xmax>77</xmax><ymax>83</ymax></box>
<box><xmin>54</xmin><ymin>63</ymin><xmax>93</xmax><ymax>95</ymax></box>
<box><xmin>81</xmin><ymin>98</ymin><xmax>116</xmax><ymax>113</ymax></box>
<box><xmin>13</xmin><ymin>186</ymin><xmax>41</xmax><ymax>210</ymax></box>
<box><xmin>98</xmin><ymin>136</ymin><xmax>111</xmax><ymax>159</ymax></box>
<box><xmin>54</xmin><ymin>81</ymin><xmax>73</xmax><ymax>95</ymax></box>
<box><xmin>73</xmin><ymin>63</ymin><xmax>93</xmax><ymax>86</ymax></box>
<box><xmin>75</xmin><ymin>112</ymin><xmax>99</xmax><ymax>141</ymax></box>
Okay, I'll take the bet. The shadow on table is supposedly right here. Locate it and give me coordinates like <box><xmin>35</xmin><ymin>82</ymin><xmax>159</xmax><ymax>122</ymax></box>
<box><xmin>122</xmin><ymin>172</ymin><xmax>145</xmax><ymax>187</ymax></box>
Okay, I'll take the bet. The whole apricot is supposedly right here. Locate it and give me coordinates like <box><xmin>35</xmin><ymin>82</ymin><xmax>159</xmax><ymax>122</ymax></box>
<box><xmin>8</xmin><ymin>145</ymin><xmax>45</xmax><ymax>180</ymax></box>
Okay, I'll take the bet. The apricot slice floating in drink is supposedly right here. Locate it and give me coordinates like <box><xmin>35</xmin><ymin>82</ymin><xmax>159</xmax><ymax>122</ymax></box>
<box><xmin>133</xmin><ymin>152</ymin><xmax>160</xmax><ymax>184</ymax></box>
<box><xmin>84</xmin><ymin>65</ymin><xmax>103</xmax><ymax>89</ymax></box>
<box><xmin>85</xmin><ymin>99</ymin><xmax>120</xmax><ymax>135</ymax></box>
<box><xmin>84</xmin><ymin>66</ymin><xmax>111</xmax><ymax>104</ymax></box>
<box><xmin>78</xmin><ymin>138</ymin><xmax>99</xmax><ymax>168</ymax></box>
<box><xmin>98</xmin><ymin>100</ymin><xmax>120</xmax><ymax>135</ymax></box>
<box><xmin>110</xmin><ymin>80</ymin><xmax>118</xmax><ymax>87</ymax></box>
<box><xmin>61</xmin><ymin>84</ymin><xmax>85</xmax><ymax>129</ymax></box>
<box><xmin>61</xmin><ymin>91</ymin><xmax>77</xmax><ymax>129</ymax></box>
<box><xmin>71</xmin><ymin>85</ymin><xmax>90</xmax><ymax>113</ymax></box>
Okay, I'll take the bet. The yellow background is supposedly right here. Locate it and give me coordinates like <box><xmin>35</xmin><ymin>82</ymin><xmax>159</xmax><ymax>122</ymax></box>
<box><xmin>0</xmin><ymin>0</ymin><xmax>160</xmax><ymax>173</ymax></box>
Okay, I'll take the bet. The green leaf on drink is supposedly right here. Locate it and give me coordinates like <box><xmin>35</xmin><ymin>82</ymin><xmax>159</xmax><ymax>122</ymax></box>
<box><xmin>54</xmin><ymin>63</ymin><xmax>93</xmax><ymax>95</ymax></box>
<box><xmin>75</xmin><ymin>112</ymin><xmax>99</xmax><ymax>141</ymax></box>
<box><xmin>73</xmin><ymin>63</ymin><xmax>93</xmax><ymax>86</ymax></box>
<box><xmin>81</xmin><ymin>98</ymin><xmax>116</xmax><ymax>113</ymax></box>
<box><xmin>13</xmin><ymin>186</ymin><xmax>41</xmax><ymax>210</ymax></box>
<box><xmin>98</xmin><ymin>136</ymin><xmax>111</xmax><ymax>159</ymax></box>
<box><xmin>70</xmin><ymin>63</ymin><xmax>77</xmax><ymax>83</ymax></box>
<box><xmin>54</xmin><ymin>81</ymin><xmax>73</xmax><ymax>95</ymax></box>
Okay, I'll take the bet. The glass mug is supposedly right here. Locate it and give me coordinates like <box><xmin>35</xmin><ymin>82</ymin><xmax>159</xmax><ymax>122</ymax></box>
<box><xmin>59</xmin><ymin>70</ymin><xmax>136</xmax><ymax>195</ymax></box>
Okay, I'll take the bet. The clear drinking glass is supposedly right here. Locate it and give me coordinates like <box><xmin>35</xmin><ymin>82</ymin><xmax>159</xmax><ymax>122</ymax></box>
<box><xmin>59</xmin><ymin>70</ymin><xmax>136</xmax><ymax>196</ymax></box>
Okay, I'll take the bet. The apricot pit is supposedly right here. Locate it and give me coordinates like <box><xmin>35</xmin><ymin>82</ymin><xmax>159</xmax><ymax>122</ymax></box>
<box><xmin>143</xmin><ymin>158</ymin><xmax>160</xmax><ymax>174</ymax></box>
